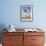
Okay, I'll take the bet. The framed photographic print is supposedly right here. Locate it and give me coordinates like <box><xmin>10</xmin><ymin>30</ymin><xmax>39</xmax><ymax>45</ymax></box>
<box><xmin>20</xmin><ymin>5</ymin><xmax>33</xmax><ymax>22</ymax></box>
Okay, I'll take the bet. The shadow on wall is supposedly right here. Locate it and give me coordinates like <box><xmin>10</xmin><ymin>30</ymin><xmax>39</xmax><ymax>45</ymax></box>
<box><xmin>0</xmin><ymin>24</ymin><xmax>7</xmax><ymax>43</ymax></box>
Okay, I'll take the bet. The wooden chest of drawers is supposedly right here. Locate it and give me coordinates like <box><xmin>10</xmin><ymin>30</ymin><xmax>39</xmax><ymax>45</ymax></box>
<box><xmin>2</xmin><ymin>32</ymin><xmax>45</xmax><ymax>46</ymax></box>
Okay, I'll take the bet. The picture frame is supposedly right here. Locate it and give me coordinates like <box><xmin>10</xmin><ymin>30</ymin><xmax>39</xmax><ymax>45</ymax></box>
<box><xmin>20</xmin><ymin>5</ymin><xmax>33</xmax><ymax>22</ymax></box>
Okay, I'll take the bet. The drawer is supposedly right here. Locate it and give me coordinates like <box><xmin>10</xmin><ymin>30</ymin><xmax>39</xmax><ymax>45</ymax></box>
<box><xmin>3</xmin><ymin>37</ymin><xmax>23</xmax><ymax>46</ymax></box>
<box><xmin>3</xmin><ymin>43</ymin><xmax>23</xmax><ymax>46</ymax></box>
<box><xmin>3</xmin><ymin>42</ymin><xmax>15</xmax><ymax>46</ymax></box>
<box><xmin>31</xmin><ymin>44</ymin><xmax>44</xmax><ymax>46</ymax></box>
<box><xmin>3</xmin><ymin>32</ymin><xmax>23</xmax><ymax>36</ymax></box>
<box><xmin>32</xmin><ymin>36</ymin><xmax>45</xmax><ymax>44</ymax></box>
<box><xmin>24</xmin><ymin>32</ymin><xmax>44</xmax><ymax>36</ymax></box>
<box><xmin>3</xmin><ymin>36</ymin><xmax>23</xmax><ymax>44</ymax></box>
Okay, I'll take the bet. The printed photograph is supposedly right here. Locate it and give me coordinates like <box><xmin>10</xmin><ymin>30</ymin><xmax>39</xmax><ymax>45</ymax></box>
<box><xmin>20</xmin><ymin>5</ymin><xmax>33</xmax><ymax>22</ymax></box>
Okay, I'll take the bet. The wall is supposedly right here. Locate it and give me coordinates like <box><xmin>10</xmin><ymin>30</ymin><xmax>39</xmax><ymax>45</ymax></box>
<box><xmin>0</xmin><ymin>0</ymin><xmax>46</xmax><ymax>31</ymax></box>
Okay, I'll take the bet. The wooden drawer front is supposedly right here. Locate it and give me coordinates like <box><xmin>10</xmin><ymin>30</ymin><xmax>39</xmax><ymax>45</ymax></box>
<box><xmin>3</xmin><ymin>44</ymin><xmax>15</xmax><ymax>46</ymax></box>
<box><xmin>24</xmin><ymin>36</ymin><xmax>32</xmax><ymax>46</ymax></box>
<box><xmin>3</xmin><ymin>36</ymin><xmax>23</xmax><ymax>44</ymax></box>
<box><xmin>32</xmin><ymin>36</ymin><xmax>45</xmax><ymax>44</ymax></box>
<box><xmin>3</xmin><ymin>32</ymin><xmax>23</xmax><ymax>36</ymax></box>
<box><xmin>24</xmin><ymin>32</ymin><xmax>44</xmax><ymax>36</ymax></box>
<box><xmin>2</xmin><ymin>42</ymin><xmax>23</xmax><ymax>46</ymax></box>
<box><xmin>32</xmin><ymin>44</ymin><xmax>44</xmax><ymax>46</ymax></box>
